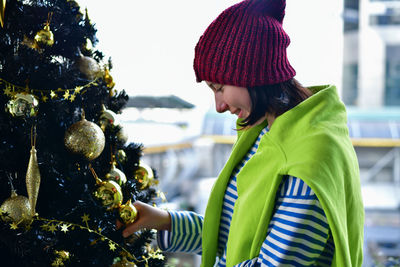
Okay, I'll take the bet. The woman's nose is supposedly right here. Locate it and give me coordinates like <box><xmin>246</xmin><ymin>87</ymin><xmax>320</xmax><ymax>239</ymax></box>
<box><xmin>215</xmin><ymin>94</ymin><xmax>228</xmax><ymax>113</ymax></box>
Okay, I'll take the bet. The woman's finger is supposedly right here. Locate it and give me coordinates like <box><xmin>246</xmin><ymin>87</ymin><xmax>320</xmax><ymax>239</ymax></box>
<box><xmin>115</xmin><ymin>219</ymin><xmax>124</xmax><ymax>230</ymax></box>
<box><xmin>122</xmin><ymin>221</ymin><xmax>139</xmax><ymax>237</ymax></box>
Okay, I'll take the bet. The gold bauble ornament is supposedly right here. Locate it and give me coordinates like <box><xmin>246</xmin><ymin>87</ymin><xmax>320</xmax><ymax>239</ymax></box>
<box><xmin>99</xmin><ymin>105</ymin><xmax>118</xmax><ymax>131</ymax></box>
<box><xmin>34</xmin><ymin>24</ymin><xmax>54</xmax><ymax>47</ymax></box>
<box><xmin>134</xmin><ymin>162</ymin><xmax>154</xmax><ymax>189</ymax></box>
<box><xmin>0</xmin><ymin>0</ymin><xmax>5</xmax><ymax>28</ymax></box>
<box><xmin>119</xmin><ymin>200</ymin><xmax>137</xmax><ymax>224</ymax></box>
<box><xmin>104</xmin><ymin>69</ymin><xmax>115</xmax><ymax>89</ymax></box>
<box><xmin>1</xmin><ymin>191</ymin><xmax>32</xmax><ymax>224</ymax></box>
<box><xmin>6</xmin><ymin>93</ymin><xmax>39</xmax><ymax>117</ymax></box>
<box><xmin>76</xmin><ymin>52</ymin><xmax>102</xmax><ymax>80</ymax></box>
<box><xmin>64</xmin><ymin>114</ymin><xmax>105</xmax><ymax>161</ymax></box>
<box><xmin>105</xmin><ymin>163</ymin><xmax>127</xmax><ymax>186</ymax></box>
<box><xmin>53</xmin><ymin>250</ymin><xmax>70</xmax><ymax>266</ymax></box>
<box><xmin>55</xmin><ymin>250</ymin><xmax>70</xmax><ymax>260</ymax></box>
<box><xmin>26</xmin><ymin>145</ymin><xmax>41</xmax><ymax>216</ymax></box>
<box><xmin>94</xmin><ymin>180</ymin><xmax>122</xmax><ymax>210</ymax></box>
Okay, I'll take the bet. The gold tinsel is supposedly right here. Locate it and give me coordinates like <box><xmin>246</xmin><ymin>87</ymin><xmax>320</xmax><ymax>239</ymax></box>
<box><xmin>1</xmin><ymin>77</ymin><xmax>99</xmax><ymax>103</ymax></box>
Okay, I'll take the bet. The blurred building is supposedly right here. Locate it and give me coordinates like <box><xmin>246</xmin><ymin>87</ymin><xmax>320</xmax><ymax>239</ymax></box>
<box><xmin>343</xmin><ymin>0</ymin><xmax>400</xmax><ymax>107</ymax></box>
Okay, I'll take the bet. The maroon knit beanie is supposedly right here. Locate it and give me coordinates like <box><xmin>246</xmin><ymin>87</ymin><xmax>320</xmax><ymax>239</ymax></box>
<box><xmin>194</xmin><ymin>0</ymin><xmax>296</xmax><ymax>87</ymax></box>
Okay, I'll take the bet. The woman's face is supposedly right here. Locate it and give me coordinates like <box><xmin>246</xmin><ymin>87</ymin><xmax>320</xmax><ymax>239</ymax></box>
<box><xmin>206</xmin><ymin>81</ymin><xmax>252</xmax><ymax>119</ymax></box>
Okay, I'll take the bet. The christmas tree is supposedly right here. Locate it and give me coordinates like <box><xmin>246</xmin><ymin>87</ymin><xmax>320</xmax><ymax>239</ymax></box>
<box><xmin>0</xmin><ymin>0</ymin><xmax>165</xmax><ymax>266</ymax></box>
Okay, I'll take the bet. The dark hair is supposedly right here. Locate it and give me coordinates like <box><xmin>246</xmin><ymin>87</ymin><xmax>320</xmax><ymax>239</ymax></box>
<box><xmin>240</xmin><ymin>78</ymin><xmax>312</xmax><ymax>127</ymax></box>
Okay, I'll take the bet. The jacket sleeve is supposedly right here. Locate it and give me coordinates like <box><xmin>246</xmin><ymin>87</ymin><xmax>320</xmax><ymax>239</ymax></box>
<box><xmin>232</xmin><ymin>176</ymin><xmax>334</xmax><ymax>266</ymax></box>
<box><xmin>157</xmin><ymin>210</ymin><xmax>203</xmax><ymax>255</ymax></box>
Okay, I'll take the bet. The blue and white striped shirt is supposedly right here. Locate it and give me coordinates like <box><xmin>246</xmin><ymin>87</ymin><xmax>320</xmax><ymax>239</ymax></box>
<box><xmin>158</xmin><ymin>126</ymin><xmax>334</xmax><ymax>266</ymax></box>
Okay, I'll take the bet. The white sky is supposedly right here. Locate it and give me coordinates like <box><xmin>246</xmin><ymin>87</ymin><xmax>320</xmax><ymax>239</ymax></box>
<box><xmin>77</xmin><ymin>0</ymin><xmax>343</xmax><ymax>108</ymax></box>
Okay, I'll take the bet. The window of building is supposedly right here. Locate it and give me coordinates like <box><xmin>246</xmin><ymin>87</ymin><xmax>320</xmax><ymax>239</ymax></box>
<box><xmin>385</xmin><ymin>45</ymin><xmax>400</xmax><ymax>106</ymax></box>
<box><xmin>343</xmin><ymin>63</ymin><xmax>359</xmax><ymax>105</ymax></box>
<box><xmin>344</xmin><ymin>0</ymin><xmax>359</xmax><ymax>32</ymax></box>
<box><xmin>370</xmin><ymin>14</ymin><xmax>400</xmax><ymax>25</ymax></box>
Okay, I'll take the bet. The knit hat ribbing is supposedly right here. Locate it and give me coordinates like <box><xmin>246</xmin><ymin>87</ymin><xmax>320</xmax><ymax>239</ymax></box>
<box><xmin>193</xmin><ymin>0</ymin><xmax>296</xmax><ymax>87</ymax></box>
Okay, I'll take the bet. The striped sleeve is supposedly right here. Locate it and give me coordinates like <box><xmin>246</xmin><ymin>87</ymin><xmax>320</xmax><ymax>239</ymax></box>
<box><xmin>256</xmin><ymin>176</ymin><xmax>334</xmax><ymax>266</ymax></box>
<box><xmin>157</xmin><ymin>210</ymin><xmax>203</xmax><ymax>255</ymax></box>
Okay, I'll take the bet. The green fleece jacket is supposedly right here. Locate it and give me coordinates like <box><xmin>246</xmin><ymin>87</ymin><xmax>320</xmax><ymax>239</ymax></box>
<box><xmin>201</xmin><ymin>85</ymin><xmax>364</xmax><ymax>267</ymax></box>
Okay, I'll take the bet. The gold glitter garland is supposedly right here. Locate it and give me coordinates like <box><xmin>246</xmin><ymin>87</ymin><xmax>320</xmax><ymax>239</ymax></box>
<box><xmin>33</xmin><ymin>215</ymin><xmax>164</xmax><ymax>264</ymax></box>
<box><xmin>0</xmin><ymin>77</ymin><xmax>99</xmax><ymax>102</ymax></box>
<box><xmin>34</xmin><ymin>215</ymin><xmax>140</xmax><ymax>262</ymax></box>
<box><xmin>0</xmin><ymin>209</ymin><xmax>165</xmax><ymax>264</ymax></box>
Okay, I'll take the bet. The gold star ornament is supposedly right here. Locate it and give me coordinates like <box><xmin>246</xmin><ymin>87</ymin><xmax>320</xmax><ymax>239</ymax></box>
<box><xmin>41</xmin><ymin>94</ymin><xmax>49</xmax><ymax>102</ymax></box>
<box><xmin>50</xmin><ymin>90</ymin><xmax>57</xmax><ymax>99</ymax></box>
<box><xmin>69</xmin><ymin>94</ymin><xmax>76</xmax><ymax>102</ymax></box>
<box><xmin>48</xmin><ymin>224</ymin><xmax>57</xmax><ymax>233</ymax></box>
<box><xmin>108</xmin><ymin>242</ymin><xmax>116</xmax><ymax>251</ymax></box>
<box><xmin>63</xmin><ymin>90</ymin><xmax>70</xmax><ymax>100</ymax></box>
<box><xmin>4</xmin><ymin>87</ymin><xmax>12</xmax><ymax>96</ymax></box>
<box><xmin>81</xmin><ymin>213</ymin><xmax>90</xmax><ymax>223</ymax></box>
<box><xmin>60</xmin><ymin>224</ymin><xmax>69</xmax><ymax>233</ymax></box>
<box><xmin>74</xmin><ymin>86</ymin><xmax>82</xmax><ymax>93</ymax></box>
<box><xmin>10</xmin><ymin>222</ymin><xmax>18</xmax><ymax>230</ymax></box>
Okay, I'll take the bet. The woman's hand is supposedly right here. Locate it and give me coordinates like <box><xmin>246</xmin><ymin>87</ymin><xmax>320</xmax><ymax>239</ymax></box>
<box><xmin>116</xmin><ymin>201</ymin><xmax>171</xmax><ymax>238</ymax></box>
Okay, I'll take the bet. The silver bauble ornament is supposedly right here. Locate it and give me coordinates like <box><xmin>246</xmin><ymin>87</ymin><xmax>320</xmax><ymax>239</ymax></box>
<box><xmin>99</xmin><ymin>105</ymin><xmax>118</xmax><ymax>131</ymax></box>
<box><xmin>6</xmin><ymin>93</ymin><xmax>39</xmax><ymax>117</ymax></box>
<box><xmin>105</xmin><ymin>164</ymin><xmax>127</xmax><ymax>186</ymax></box>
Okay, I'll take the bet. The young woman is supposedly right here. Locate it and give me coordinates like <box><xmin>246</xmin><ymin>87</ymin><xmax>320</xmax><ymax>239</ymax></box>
<box><xmin>118</xmin><ymin>0</ymin><xmax>364</xmax><ymax>266</ymax></box>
